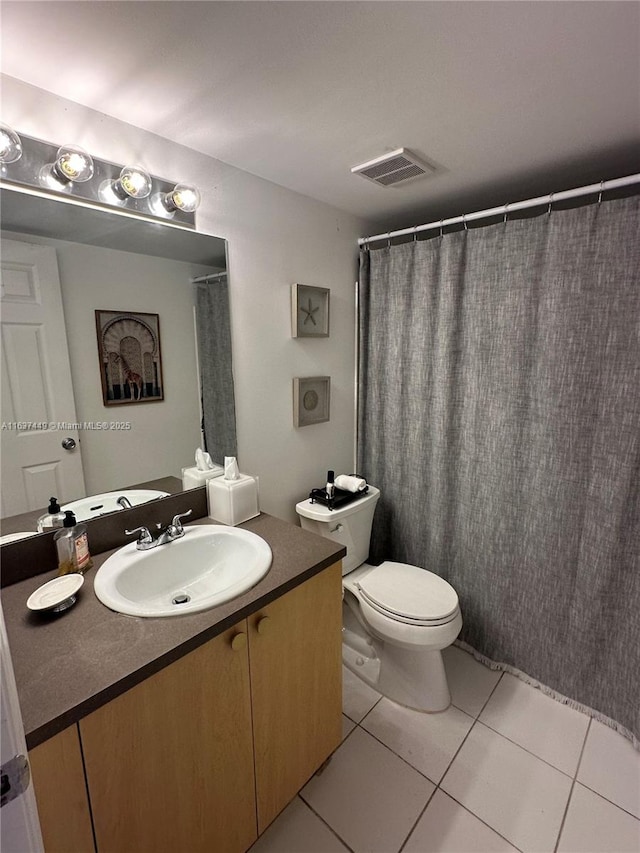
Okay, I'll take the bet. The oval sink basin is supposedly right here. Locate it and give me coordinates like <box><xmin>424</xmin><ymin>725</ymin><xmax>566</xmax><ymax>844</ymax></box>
<box><xmin>62</xmin><ymin>489</ymin><xmax>169</xmax><ymax>522</ymax></box>
<box><xmin>94</xmin><ymin>525</ymin><xmax>272</xmax><ymax>617</ymax></box>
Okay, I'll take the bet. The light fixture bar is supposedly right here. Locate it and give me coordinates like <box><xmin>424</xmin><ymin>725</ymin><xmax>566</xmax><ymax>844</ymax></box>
<box><xmin>1</xmin><ymin>132</ymin><xmax>199</xmax><ymax>228</ymax></box>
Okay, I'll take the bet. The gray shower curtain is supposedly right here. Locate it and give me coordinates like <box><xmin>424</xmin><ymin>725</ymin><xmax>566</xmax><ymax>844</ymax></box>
<box><xmin>195</xmin><ymin>279</ymin><xmax>237</xmax><ymax>463</ymax></box>
<box><xmin>357</xmin><ymin>196</ymin><xmax>640</xmax><ymax>743</ymax></box>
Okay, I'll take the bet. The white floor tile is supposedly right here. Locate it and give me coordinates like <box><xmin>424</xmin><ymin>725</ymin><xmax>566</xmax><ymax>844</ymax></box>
<box><xmin>342</xmin><ymin>714</ymin><xmax>356</xmax><ymax>740</ymax></box>
<box><xmin>301</xmin><ymin>726</ymin><xmax>434</xmax><ymax>853</ymax></box>
<box><xmin>361</xmin><ymin>697</ymin><xmax>474</xmax><ymax>783</ymax></box>
<box><xmin>404</xmin><ymin>789</ymin><xmax>519</xmax><ymax>853</ymax></box>
<box><xmin>578</xmin><ymin>720</ymin><xmax>640</xmax><ymax>819</ymax></box>
<box><xmin>342</xmin><ymin>664</ymin><xmax>381</xmax><ymax>722</ymax></box>
<box><xmin>479</xmin><ymin>673</ymin><xmax>589</xmax><ymax>775</ymax></box>
<box><xmin>557</xmin><ymin>783</ymin><xmax>640</xmax><ymax>853</ymax></box>
<box><xmin>248</xmin><ymin>796</ymin><xmax>349</xmax><ymax>853</ymax></box>
<box><xmin>443</xmin><ymin>646</ymin><xmax>502</xmax><ymax>717</ymax></box>
<box><xmin>441</xmin><ymin>721</ymin><xmax>572</xmax><ymax>852</ymax></box>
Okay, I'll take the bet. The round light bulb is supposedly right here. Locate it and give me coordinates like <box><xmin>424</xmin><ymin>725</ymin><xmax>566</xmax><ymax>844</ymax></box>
<box><xmin>117</xmin><ymin>165</ymin><xmax>152</xmax><ymax>199</ymax></box>
<box><xmin>53</xmin><ymin>144</ymin><xmax>94</xmax><ymax>183</ymax></box>
<box><xmin>0</xmin><ymin>124</ymin><xmax>23</xmax><ymax>164</ymax></box>
<box><xmin>165</xmin><ymin>183</ymin><xmax>201</xmax><ymax>213</ymax></box>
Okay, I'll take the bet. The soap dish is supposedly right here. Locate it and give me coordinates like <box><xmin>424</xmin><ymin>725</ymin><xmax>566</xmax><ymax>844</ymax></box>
<box><xmin>27</xmin><ymin>574</ymin><xmax>84</xmax><ymax>614</ymax></box>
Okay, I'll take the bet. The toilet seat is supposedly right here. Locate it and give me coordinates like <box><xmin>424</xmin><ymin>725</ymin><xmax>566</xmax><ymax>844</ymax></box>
<box><xmin>355</xmin><ymin>561</ymin><xmax>459</xmax><ymax>626</ymax></box>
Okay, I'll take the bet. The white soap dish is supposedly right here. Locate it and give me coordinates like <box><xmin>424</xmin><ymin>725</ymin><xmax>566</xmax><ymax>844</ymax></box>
<box><xmin>27</xmin><ymin>574</ymin><xmax>84</xmax><ymax>614</ymax></box>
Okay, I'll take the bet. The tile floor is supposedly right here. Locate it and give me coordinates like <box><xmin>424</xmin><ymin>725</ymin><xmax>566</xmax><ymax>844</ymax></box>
<box><xmin>250</xmin><ymin>646</ymin><xmax>640</xmax><ymax>853</ymax></box>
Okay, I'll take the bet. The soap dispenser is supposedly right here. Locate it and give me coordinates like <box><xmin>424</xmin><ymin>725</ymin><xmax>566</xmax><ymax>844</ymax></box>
<box><xmin>54</xmin><ymin>511</ymin><xmax>93</xmax><ymax>576</ymax></box>
<box><xmin>36</xmin><ymin>497</ymin><xmax>66</xmax><ymax>532</ymax></box>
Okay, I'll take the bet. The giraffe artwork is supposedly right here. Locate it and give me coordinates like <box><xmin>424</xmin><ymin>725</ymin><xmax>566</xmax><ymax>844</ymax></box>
<box><xmin>95</xmin><ymin>310</ymin><xmax>164</xmax><ymax>405</ymax></box>
<box><xmin>114</xmin><ymin>353</ymin><xmax>144</xmax><ymax>401</ymax></box>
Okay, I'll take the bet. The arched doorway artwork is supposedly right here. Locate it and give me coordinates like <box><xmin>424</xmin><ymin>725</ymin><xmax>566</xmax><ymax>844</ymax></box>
<box><xmin>95</xmin><ymin>310</ymin><xmax>164</xmax><ymax>405</ymax></box>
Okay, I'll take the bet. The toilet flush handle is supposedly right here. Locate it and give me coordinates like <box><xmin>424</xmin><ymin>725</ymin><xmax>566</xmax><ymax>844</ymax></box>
<box><xmin>329</xmin><ymin>523</ymin><xmax>344</xmax><ymax>534</ymax></box>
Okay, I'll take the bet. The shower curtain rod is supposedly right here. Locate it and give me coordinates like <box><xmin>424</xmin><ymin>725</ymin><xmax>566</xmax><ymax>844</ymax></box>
<box><xmin>358</xmin><ymin>173</ymin><xmax>640</xmax><ymax>246</ymax></box>
<box><xmin>190</xmin><ymin>271</ymin><xmax>227</xmax><ymax>284</ymax></box>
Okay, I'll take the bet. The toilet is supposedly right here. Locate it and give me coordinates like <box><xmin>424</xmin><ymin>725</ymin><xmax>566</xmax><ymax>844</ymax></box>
<box><xmin>295</xmin><ymin>485</ymin><xmax>462</xmax><ymax>712</ymax></box>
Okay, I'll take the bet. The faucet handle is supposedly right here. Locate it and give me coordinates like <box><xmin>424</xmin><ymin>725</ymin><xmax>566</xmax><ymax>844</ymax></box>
<box><xmin>125</xmin><ymin>526</ymin><xmax>153</xmax><ymax>546</ymax></box>
<box><xmin>170</xmin><ymin>509</ymin><xmax>192</xmax><ymax>534</ymax></box>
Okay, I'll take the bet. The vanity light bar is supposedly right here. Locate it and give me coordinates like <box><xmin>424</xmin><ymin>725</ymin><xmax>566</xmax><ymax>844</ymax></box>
<box><xmin>0</xmin><ymin>131</ymin><xmax>201</xmax><ymax>228</ymax></box>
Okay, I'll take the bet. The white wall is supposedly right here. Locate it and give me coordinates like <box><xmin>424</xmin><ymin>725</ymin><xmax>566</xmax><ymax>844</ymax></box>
<box><xmin>2</xmin><ymin>75</ymin><xmax>375</xmax><ymax>522</ymax></box>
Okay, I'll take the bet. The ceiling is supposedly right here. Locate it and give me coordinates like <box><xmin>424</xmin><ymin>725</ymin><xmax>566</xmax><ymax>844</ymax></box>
<box><xmin>1</xmin><ymin>1</ymin><xmax>639</xmax><ymax>231</ymax></box>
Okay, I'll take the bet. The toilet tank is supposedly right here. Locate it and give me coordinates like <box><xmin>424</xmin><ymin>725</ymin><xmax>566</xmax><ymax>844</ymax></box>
<box><xmin>295</xmin><ymin>486</ymin><xmax>380</xmax><ymax>575</ymax></box>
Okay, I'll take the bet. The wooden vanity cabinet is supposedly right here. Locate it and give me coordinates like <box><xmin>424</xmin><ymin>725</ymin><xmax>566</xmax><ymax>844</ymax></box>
<box><xmin>249</xmin><ymin>561</ymin><xmax>343</xmax><ymax>832</ymax></box>
<box><xmin>68</xmin><ymin>560</ymin><xmax>341</xmax><ymax>853</ymax></box>
<box><xmin>29</xmin><ymin>724</ymin><xmax>95</xmax><ymax>853</ymax></box>
<box><xmin>79</xmin><ymin>624</ymin><xmax>256</xmax><ymax>853</ymax></box>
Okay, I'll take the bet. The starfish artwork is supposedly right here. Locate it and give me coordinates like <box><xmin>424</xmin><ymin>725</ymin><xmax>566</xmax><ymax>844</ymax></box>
<box><xmin>300</xmin><ymin>298</ymin><xmax>319</xmax><ymax>326</ymax></box>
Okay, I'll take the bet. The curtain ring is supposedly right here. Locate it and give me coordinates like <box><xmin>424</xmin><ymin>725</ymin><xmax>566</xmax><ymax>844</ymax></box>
<box><xmin>598</xmin><ymin>180</ymin><xmax>604</xmax><ymax>204</ymax></box>
<box><xmin>463</xmin><ymin>214</ymin><xmax>468</xmax><ymax>231</ymax></box>
<box><xmin>386</xmin><ymin>232</ymin><xmax>391</xmax><ymax>249</ymax></box>
<box><xmin>439</xmin><ymin>219</ymin><xmax>444</xmax><ymax>239</ymax></box>
<box><xmin>547</xmin><ymin>192</ymin><xmax>554</xmax><ymax>216</ymax></box>
<box><xmin>503</xmin><ymin>203</ymin><xmax>509</xmax><ymax>225</ymax></box>
<box><xmin>413</xmin><ymin>226</ymin><xmax>418</xmax><ymax>242</ymax></box>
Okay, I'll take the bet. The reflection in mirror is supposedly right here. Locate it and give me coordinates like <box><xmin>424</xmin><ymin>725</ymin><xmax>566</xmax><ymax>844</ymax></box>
<box><xmin>0</xmin><ymin>184</ymin><xmax>236</xmax><ymax>535</ymax></box>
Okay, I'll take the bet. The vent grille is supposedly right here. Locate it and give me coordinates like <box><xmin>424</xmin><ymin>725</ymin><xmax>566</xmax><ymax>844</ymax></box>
<box><xmin>351</xmin><ymin>148</ymin><xmax>435</xmax><ymax>187</ymax></box>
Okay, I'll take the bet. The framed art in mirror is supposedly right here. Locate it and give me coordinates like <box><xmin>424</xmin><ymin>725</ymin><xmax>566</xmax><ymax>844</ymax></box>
<box><xmin>291</xmin><ymin>284</ymin><xmax>330</xmax><ymax>338</ymax></box>
<box><xmin>293</xmin><ymin>376</ymin><xmax>330</xmax><ymax>427</ymax></box>
<box><xmin>96</xmin><ymin>310</ymin><xmax>164</xmax><ymax>405</ymax></box>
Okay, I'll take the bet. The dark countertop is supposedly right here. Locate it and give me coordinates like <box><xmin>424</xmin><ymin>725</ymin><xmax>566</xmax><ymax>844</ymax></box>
<box><xmin>2</xmin><ymin>513</ymin><xmax>345</xmax><ymax>749</ymax></box>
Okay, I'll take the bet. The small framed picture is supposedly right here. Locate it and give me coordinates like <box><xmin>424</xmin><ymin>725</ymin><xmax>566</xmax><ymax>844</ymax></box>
<box><xmin>291</xmin><ymin>284</ymin><xmax>330</xmax><ymax>338</ymax></box>
<box><xmin>293</xmin><ymin>376</ymin><xmax>330</xmax><ymax>427</ymax></box>
<box><xmin>95</xmin><ymin>309</ymin><xmax>164</xmax><ymax>406</ymax></box>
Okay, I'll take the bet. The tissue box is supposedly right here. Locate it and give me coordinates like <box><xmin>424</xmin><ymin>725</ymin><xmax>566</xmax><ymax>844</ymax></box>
<box><xmin>207</xmin><ymin>474</ymin><xmax>260</xmax><ymax>526</ymax></box>
<box><xmin>181</xmin><ymin>464</ymin><xmax>224</xmax><ymax>491</ymax></box>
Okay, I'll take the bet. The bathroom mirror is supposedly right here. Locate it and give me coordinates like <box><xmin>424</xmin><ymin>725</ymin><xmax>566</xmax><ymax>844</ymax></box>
<box><xmin>0</xmin><ymin>184</ymin><xmax>234</xmax><ymax>530</ymax></box>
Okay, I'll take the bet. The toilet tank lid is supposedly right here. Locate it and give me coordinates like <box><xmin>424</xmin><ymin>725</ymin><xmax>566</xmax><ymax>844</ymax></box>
<box><xmin>296</xmin><ymin>485</ymin><xmax>380</xmax><ymax>521</ymax></box>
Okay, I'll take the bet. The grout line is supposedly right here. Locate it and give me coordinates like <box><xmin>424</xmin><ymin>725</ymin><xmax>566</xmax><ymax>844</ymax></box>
<box><xmin>397</xmin><ymin>785</ymin><xmax>438</xmax><ymax>853</ymax></box>
<box><xmin>553</xmin><ymin>717</ymin><xmax>591</xmax><ymax>853</ymax></box>
<box><xmin>568</xmin><ymin>718</ymin><xmax>640</xmax><ymax>821</ymax></box>
<box><xmin>476</xmin><ymin>717</ymin><xmax>581</xmax><ymax>780</ymax></box>
<box><xmin>354</xmin><ymin>723</ymin><xmax>440</xmax><ymax>786</ymax></box>
<box><xmin>574</xmin><ymin>780</ymin><xmax>640</xmax><ymax>823</ymax></box>
<box><xmin>437</xmin><ymin>790</ymin><xmax>525</xmax><ymax>852</ymax></box>
<box><xmin>297</xmin><ymin>793</ymin><xmax>356</xmax><ymax>853</ymax></box>
<box><xmin>573</xmin><ymin>716</ymin><xmax>591</xmax><ymax>782</ymax></box>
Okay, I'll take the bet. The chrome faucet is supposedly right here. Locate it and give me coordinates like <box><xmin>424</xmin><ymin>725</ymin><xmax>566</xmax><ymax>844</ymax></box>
<box><xmin>117</xmin><ymin>495</ymin><xmax>133</xmax><ymax>509</ymax></box>
<box><xmin>125</xmin><ymin>510</ymin><xmax>192</xmax><ymax>550</ymax></box>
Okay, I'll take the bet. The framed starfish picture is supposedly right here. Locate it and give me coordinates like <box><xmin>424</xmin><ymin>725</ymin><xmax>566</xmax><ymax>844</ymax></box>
<box><xmin>291</xmin><ymin>284</ymin><xmax>330</xmax><ymax>338</ymax></box>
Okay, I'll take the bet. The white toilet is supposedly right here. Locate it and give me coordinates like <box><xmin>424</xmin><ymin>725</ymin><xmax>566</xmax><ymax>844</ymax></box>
<box><xmin>295</xmin><ymin>485</ymin><xmax>462</xmax><ymax>712</ymax></box>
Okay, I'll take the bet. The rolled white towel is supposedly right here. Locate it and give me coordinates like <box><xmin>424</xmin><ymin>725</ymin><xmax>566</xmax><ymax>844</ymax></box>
<box><xmin>335</xmin><ymin>474</ymin><xmax>367</xmax><ymax>493</ymax></box>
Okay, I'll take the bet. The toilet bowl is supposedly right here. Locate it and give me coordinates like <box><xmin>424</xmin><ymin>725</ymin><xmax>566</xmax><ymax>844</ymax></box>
<box><xmin>295</xmin><ymin>485</ymin><xmax>462</xmax><ymax>712</ymax></box>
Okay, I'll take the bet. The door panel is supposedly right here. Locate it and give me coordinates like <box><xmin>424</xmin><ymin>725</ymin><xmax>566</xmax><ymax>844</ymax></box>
<box><xmin>1</xmin><ymin>238</ymin><xmax>85</xmax><ymax>516</ymax></box>
<box><xmin>249</xmin><ymin>563</ymin><xmax>343</xmax><ymax>832</ymax></box>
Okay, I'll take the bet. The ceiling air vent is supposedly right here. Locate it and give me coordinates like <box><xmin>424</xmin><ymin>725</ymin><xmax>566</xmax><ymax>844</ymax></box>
<box><xmin>351</xmin><ymin>148</ymin><xmax>435</xmax><ymax>187</ymax></box>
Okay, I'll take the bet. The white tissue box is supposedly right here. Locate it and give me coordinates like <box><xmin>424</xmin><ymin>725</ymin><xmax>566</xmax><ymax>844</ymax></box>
<box><xmin>207</xmin><ymin>474</ymin><xmax>260</xmax><ymax>526</ymax></box>
<box><xmin>181</xmin><ymin>464</ymin><xmax>224</xmax><ymax>491</ymax></box>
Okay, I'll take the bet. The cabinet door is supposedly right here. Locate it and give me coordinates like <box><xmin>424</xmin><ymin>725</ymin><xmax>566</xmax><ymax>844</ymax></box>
<box><xmin>249</xmin><ymin>562</ymin><xmax>343</xmax><ymax>832</ymax></box>
<box><xmin>79</xmin><ymin>624</ymin><xmax>256</xmax><ymax>853</ymax></box>
<box><xmin>29</xmin><ymin>724</ymin><xmax>95</xmax><ymax>853</ymax></box>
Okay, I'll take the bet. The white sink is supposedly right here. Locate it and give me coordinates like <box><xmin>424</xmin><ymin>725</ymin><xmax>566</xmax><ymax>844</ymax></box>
<box><xmin>94</xmin><ymin>525</ymin><xmax>272</xmax><ymax>617</ymax></box>
<box><xmin>62</xmin><ymin>489</ymin><xmax>169</xmax><ymax>522</ymax></box>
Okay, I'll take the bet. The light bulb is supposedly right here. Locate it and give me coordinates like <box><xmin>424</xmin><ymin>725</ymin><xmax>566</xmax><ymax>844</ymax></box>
<box><xmin>55</xmin><ymin>145</ymin><xmax>94</xmax><ymax>182</ymax></box>
<box><xmin>40</xmin><ymin>144</ymin><xmax>94</xmax><ymax>189</ymax></box>
<box><xmin>116</xmin><ymin>165</ymin><xmax>152</xmax><ymax>199</ymax></box>
<box><xmin>164</xmin><ymin>183</ymin><xmax>201</xmax><ymax>213</ymax></box>
<box><xmin>0</xmin><ymin>124</ymin><xmax>23</xmax><ymax>164</ymax></box>
<box><xmin>99</xmin><ymin>165</ymin><xmax>152</xmax><ymax>205</ymax></box>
